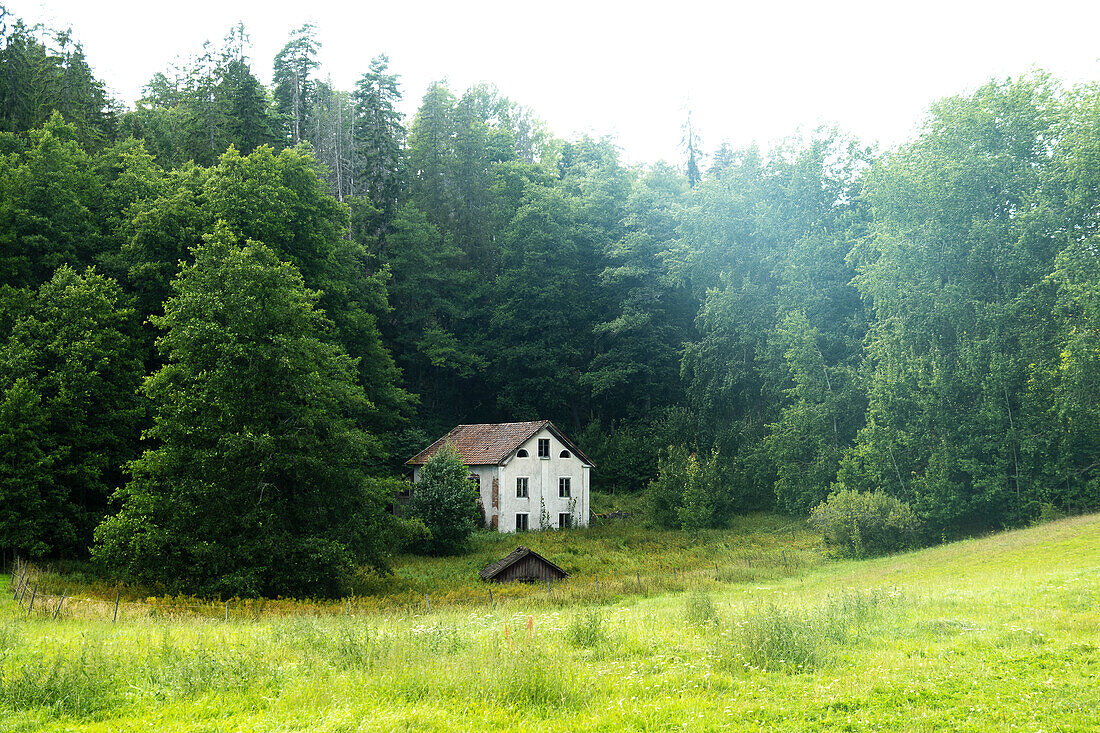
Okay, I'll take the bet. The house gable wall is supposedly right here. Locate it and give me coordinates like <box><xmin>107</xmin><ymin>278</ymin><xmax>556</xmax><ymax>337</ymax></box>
<box><xmin>411</xmin><ymin>425</ymin><xmax>590</xmax><ymax>534</ymax></box>
<box><xmin>497</xmin><ymin>426</ymin><xmax>588</xmax><ymax>532</ymax></box>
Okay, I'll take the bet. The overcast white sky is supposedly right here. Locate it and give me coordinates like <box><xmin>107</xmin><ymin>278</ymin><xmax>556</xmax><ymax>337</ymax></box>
<box><xmin>7</xmin><ymin>0</ymin><xmax>1100</xmax><ymax>165</ymax></box>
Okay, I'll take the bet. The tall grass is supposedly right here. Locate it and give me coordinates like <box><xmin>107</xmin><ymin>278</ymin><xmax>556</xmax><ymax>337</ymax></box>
<box><xmin>729</xmin><ymin>589</ymin><xmax>901</xmax><ymax>673</ymax></box>
<box><xmin>1</xmin><ymin>514</ymin><xmax>1098</xmax><ymax>731</ymax></box>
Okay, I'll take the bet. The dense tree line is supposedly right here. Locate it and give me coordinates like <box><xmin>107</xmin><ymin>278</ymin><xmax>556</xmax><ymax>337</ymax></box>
<box><xmin>1</xmin><ymin>10</ymin><xmax>1097</xmax><ymax>593</ymax></box>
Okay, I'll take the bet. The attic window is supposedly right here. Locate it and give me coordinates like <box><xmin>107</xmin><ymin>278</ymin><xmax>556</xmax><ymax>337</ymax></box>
<box><xmin>538</xmin><ymin>439</ymin><xmax>550</xmax><ymax>458</ymax></box>
<box><xmin>559</xmin><ymin>450</ymin><xmax>571</xmax><ymax>459</ymax></box>
<box><xmin>516</xmin><ymin>449</ymin><xmax>529</xmax><ymax>458</ymax></box>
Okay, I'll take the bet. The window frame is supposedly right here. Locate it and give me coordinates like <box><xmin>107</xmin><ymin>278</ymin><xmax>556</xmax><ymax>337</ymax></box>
<box><xmin>537</xmin><ymin>438</ymin><xmax>550</xmax><ymax>458</ymax></box>
<box><xmin>558</xmin><ymin>512</ymin><xmax>571</xmax><ymax>529</ymax></box>
<box><xmin>515</xmin><ymin>513</ymin><xmax>529</xmax><ymax>531</ymax></box>
<box><xmin>558</xmin><ymin>476</ymin><xmax>571</xmax><ymax>498</ymax></box>
<box><xmin>516</xmin><ymin>476</ymin><xmax>529</xmax><ymax>498</ymax></box>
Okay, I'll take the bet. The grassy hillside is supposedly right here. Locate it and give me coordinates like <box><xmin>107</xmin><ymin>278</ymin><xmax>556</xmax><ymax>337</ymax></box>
<box><xmin>2</xmin><ymin>514</ymin><xmax>1098</xmax><ymax>731</ymax></box>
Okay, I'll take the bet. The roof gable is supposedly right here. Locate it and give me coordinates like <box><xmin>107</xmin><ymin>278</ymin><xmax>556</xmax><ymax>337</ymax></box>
<box><xmin>406</xmin><ymin>420</ymin><xmax>595</xmax><ymax>467</ymax></box>
<box><xmin>479</xmin><ymin>546</ymin><xmax>569</xmax><ymax>581</ymax></box>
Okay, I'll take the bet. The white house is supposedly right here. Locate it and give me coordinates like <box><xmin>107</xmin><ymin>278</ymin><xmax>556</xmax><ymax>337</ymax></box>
<box><xmin>406</xmin><ymin>420</ymin><xmax>593</xmax><ymax>532</ymax></box>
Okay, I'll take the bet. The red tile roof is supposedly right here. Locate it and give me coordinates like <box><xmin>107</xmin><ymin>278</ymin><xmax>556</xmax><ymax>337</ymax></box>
<box><xmin>405</xmin><ymin>420</ymin><xmax>594</xmax><ymax>467</ymax></box>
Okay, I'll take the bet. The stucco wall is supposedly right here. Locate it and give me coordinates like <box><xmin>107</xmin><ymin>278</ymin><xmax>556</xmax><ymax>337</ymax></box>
<box><xmin>496</xmin><ymin>426</ymin><xmax>588</xmax><ymax>532</ymax></box>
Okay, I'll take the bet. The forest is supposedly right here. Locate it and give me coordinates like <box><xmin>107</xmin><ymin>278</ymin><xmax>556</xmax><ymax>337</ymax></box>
<box><xmin>1</xmin><ymin>8</ymin><xmax>1098</xmax><ymax>596</ymax></box>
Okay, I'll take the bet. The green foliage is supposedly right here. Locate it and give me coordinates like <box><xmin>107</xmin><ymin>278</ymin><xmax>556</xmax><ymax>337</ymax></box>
<box><xmin>579</xmin><ymin>420</ymin><xmax>660</xmax><ymax>494</ymax></box>
<box><xmin>841</xmin><ymin>74</ymin><xmax>1074</xmax><ymax>534</ymax></box>
<box><xmin>0</xmin><ymin>15</ymin><xmax>114</xmax><ymax>147</ymax></box>
<box><xmin>0</xmin><ymin>113</ymin><xmax>103</xmax><ymax>289</ymax></box>
<box><xmin>93</xmin><ymin>232</ymin><xmax>392</xmax><ymax>597</ymax></box>
<box><xmin>646</xmin><ymin>446</ymin><xmax>728</xmax><ymax>531</ymax></box>
<box><xmin>0</xmin><ymin>266</ymin><xmax>142</xmax><ymax>557</ymax></box>
<box><xmin>809</xmin><ymin>490</ymin><xmax>921</xmax><ymax>558</ymax></box>
<box><xmin>406</xmin><ymin>445</ymin><xmax>480</xmax><ymax>555</ymax></box>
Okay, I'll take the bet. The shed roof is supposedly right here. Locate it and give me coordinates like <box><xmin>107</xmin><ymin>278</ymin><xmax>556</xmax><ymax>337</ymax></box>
<box><xmin>405</xmin><ymin>420</ymin><xmax>594</xmax><ymax>467</ymax></box>
<box><xmin>479</xmin><ymin>545</ymin><xmax>569</xmax><ymax>581</ymax></box>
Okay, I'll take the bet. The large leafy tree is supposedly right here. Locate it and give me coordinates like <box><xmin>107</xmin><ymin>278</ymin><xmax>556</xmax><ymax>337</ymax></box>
<box><xmin>202</xmin><ymin>144</ymin><xmax>411</xmax><ymax>434</ymax></box>
<box><xmin>838</xmin><ymin>75</ymin><xmax>1063</xmax><ymax>534</ymax></box>
<box><xmin>0</xmin><ymin>112</ymin><xmax>103</xmax><ymax>289</ymax></box>
<box><xmin>94</xmin><ymin>231</ymin><xmax>393</xmax><ymax>597</ymax></box>
<box><xmin>0</xmin><ymin>266</ymin><xmax>143</xmax><ymax>557</ymax></box>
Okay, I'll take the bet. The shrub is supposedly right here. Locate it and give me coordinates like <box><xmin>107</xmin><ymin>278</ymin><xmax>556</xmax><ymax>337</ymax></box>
<box><xmin>646</xmin><ymin>446</ymin><xmax>725</xmax><ymax>531</ymax></box>
<box><xmin>406</xmin><ymin>444</ymin><xmax>481</xmax><ymax>555</ymax></box>
<box><xmin>809</xmin><ymin>489</ymin><xmax>921</xmax><ymax>557</ymax></box>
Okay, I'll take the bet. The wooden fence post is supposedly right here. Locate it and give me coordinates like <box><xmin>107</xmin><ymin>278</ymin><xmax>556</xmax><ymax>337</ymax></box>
<box><xmin>225</xmin><ymin>601</ymin><xmax>229</xmax><ymax>622</ymax></box>
<box><xmin>715</xmin><ymin>561</ymin><xmax>719</xmax><ymax>580</ymax></box>
<box><xmin>595</xmin><ymin>574</ymin><xmax>599</xmax><ymax>593</ymax></box>
<box><xmin>53</xmin><ymin>593</ymin><xmax>65</xmax><ymax>621</ymax></box>
<box><xmin>112</xmin><ymin>591</ymin><xmax>120</xmax><ymax>623</ymax></box>
<box><xmin>425</xmin><ymin>594</ymin><xmax>430</xmax><ymax>613</ymax></box>
<box><xmin>15</xmin><ymin>561</ymin><xmax>28</xmax><ymax>601</ymax></box>
<box><xmin>17</xmin><ymin>573</ymin><xmax>29</xmax><ymax>606</ymax></box>
<box><xmin>27</xmin><ymin>582</ymin><xmax>37</xmax><ymax>614</ymax></box>
<box><xmin>488</xmin><ymin>587</ymin><xmax>493</xmax><ymax>609</ymax></box>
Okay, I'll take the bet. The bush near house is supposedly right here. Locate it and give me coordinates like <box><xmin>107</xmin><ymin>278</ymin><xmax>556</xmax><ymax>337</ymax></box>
<box><xmin>407</xmin><ymin>444</ymin><xmax>481</xmax><ymax>555</ymax></box>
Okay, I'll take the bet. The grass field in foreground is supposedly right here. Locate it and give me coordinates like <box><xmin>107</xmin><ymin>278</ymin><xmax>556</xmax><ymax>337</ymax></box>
<box><xmin>2</xmin><ymin>514</ymin><xmax>1098</xmax><ymax>731</ymax></box>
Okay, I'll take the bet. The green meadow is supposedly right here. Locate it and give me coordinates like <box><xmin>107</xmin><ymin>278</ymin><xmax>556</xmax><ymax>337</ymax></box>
<box><xmin>3</xmin><ymin>513</ymin><xmax>1098</xmax><ymax>732</ymax></box>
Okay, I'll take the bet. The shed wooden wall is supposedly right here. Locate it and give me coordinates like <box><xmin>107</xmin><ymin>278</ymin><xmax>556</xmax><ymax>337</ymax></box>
<box><xmin>494</xmin><ymin>556</ymin><xmax>566</xmax><ymax>583</ymax></box>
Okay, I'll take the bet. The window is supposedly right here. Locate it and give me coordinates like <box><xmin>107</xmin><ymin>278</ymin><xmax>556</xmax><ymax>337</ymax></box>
<box><xmin>516</xmin><ymin>477</ymin><xmax>529</xmax><ymax>498</ymax></box>
<box><xmin>538</xmin><ymin>438</ymin><xmax>550</xmax><ymax>458</ymax></box>
<box><xmin>469</xmin><ymin>474</ymin><xmax>481</xmax><ymax>491</ymax></box>
<box><xmin>559</xmin><ymin>477</ymin><xmax>571</xmax><ymax>498</ymax></box>
<box><xmin>515</xmin><ymin>513</ymin><xmax>529</xmax><ymax>531</ymax></box>
<box><xmin>516</xmin><ymin>449</ymin><xmax>529</xmax><ymax>458</ymax></box>
<box><xmin>558</xmin><ymin>513</ymin><xmax>571</xmax><ymax>529</ymax></box>
<box><xmin>559</xmin><ymin>450</ymin><xmax>571</xmax><ymax>459</ymax></box>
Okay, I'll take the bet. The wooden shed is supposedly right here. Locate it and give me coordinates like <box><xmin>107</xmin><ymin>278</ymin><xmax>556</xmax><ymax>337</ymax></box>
<box><xmin>479</xmin><ymin>546</ymin><xmax>568</xmax><ymax>583</ymax></box>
